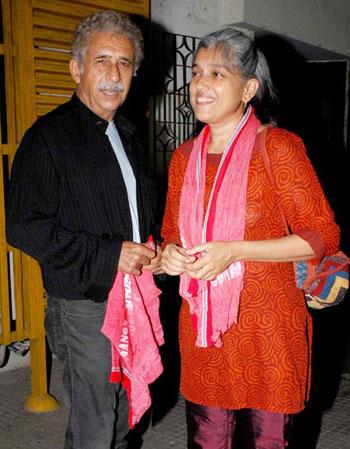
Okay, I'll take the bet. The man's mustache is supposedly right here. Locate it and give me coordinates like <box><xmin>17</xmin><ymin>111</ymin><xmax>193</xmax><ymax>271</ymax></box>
<box><xmin>96</xmin><ymin>82</ymin><xmax>124</xmax><ymax>92</ymax></box>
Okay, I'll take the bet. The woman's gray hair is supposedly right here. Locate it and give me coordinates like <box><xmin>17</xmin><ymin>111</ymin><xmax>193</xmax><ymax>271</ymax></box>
<box><xmin>195</xmin><ymin>26</ymin><xmax>278</xmax><ymax>124</ymax></box>
<box><xmin>71</xmin><ymin>10</ymin><xmax>144</xmax><ymax>72</ymax></box>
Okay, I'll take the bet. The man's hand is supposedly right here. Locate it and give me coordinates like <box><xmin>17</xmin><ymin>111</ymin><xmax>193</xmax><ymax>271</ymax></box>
<box><xmin>142</xmin><ymin>245</ymin><xmax>163</xmax><ymax>275</ymax></box>
<box><xmin>117</xmin><ymin>241</ymin><xmax>156</xmax><ymax>276</ymax></box>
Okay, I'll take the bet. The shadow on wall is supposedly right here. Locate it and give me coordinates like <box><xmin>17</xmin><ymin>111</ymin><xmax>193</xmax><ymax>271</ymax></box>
<box><xmin>256</xmin><ymin>34</ymin><xmax>350</xmax><ymax>247</ymax></box>
<box><xmin>119</xmin><ymin>16</ymin><xmax>176</xmax><ymax>235</ymax></box>
<box><xmin>119</xmin><ymin>16</ymin><xmax>175</xmax><ymax>147</ymax></box>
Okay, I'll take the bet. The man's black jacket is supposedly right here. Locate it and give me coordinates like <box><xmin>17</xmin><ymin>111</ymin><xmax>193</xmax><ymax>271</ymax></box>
<box><xmin>6</xmin><ymin>94</ymin><xmax>157</xmax><ymax>302</ymax></box>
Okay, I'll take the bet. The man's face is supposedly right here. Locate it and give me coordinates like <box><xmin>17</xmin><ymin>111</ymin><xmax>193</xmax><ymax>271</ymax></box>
<box><xmin>70</xmin><ymin>31</ymin><xmax>135</xmax><ymax>121</ymax></box>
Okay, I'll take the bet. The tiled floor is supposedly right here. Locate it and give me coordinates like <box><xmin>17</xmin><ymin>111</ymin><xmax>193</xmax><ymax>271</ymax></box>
<box><xmin>316</xmin><ymin>375</ymin><xmax>350</xmax><ymax>449</ymax></box>
<box><xmin>0</xmin><ymin>358</ymin><xmax>350</xmax><ymax>449</ymax></box>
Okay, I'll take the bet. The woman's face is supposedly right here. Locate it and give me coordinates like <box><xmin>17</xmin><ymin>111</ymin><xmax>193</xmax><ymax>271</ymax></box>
<box><xmin>190</xmin><ymin>46</ymin><xmax>249</xmax><ymax>128</ymax></box>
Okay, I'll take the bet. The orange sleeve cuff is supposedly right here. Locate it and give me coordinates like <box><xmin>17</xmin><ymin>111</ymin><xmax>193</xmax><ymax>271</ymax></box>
<box><xmin>295</xmin><ymin>229</ymin><xmax>325</xmax><ymax>258</ymax></box>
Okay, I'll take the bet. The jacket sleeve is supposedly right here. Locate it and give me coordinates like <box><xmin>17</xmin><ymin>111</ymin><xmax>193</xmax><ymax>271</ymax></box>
<box><xmin>6</xmin><ymin>126</ymin><xmax>121</xmax><ymax>301</ymax></box>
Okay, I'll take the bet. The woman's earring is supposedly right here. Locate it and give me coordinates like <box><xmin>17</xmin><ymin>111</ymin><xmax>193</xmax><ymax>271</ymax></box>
<box><xmin>242</xmin><ymin>100</ymin><xmax>248</xmax><ymax>112</ymax></box>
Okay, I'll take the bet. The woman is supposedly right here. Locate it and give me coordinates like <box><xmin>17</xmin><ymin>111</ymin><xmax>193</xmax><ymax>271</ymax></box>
<box><xmin>161</xmin><ymin>26</ymin><xmax>340</xmax><ymax>448</ymax></box>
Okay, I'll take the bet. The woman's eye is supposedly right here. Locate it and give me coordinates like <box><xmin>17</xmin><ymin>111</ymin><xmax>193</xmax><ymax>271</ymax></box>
<box><xmin>192</xmin><ymin>71</ymin><xmax>200</xmax><ymax>77</ymax></box>
<box><xmin>213</xmin><ymin>72</ymin><xmax>223</xmax><ymax>78</ymax></box>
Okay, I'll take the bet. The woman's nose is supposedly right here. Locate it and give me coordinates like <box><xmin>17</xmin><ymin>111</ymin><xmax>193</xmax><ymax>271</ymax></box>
<box><xmin>192</xmin><ymin>75</ymin><xmax>209</xmax><ymax>90</ymax></box>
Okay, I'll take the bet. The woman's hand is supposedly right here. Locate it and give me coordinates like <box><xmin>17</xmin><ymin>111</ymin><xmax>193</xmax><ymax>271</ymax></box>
<box><xmin>185</xmin><ymin>241</ymin><xmax>240</xmax><ymax>281</ymax></box>
<box><xmin>184</xmin><ymin>235</ymin><xmax>317</xmax><ymax>281</ymax></box>
<box><xmin>161</xmin><ymin>243</ymin><xmax>197</xmax><ymax>275</ymax></box>
<box><xmin>142</xmin><ymin>244</ymin><xmax>164</xmax><ymax>275</ymax></box>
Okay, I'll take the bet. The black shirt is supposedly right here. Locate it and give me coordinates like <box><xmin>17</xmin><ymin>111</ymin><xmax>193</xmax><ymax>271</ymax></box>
<box><xmin>6</xmin><ymin>94</ymin><xmax>157</xmax><ymax>301</ymax></box>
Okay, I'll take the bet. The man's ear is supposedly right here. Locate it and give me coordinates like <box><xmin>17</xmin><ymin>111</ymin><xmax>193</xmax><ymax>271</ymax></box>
<box><xmin>69</xmin><ymin>59</ymin><xmax>81</xmax><ymax>84</ymax></box>
<box><xmin>242</xmin><ymin>78</ymin><xmax>259</xmax><ymax>103</ymax></box>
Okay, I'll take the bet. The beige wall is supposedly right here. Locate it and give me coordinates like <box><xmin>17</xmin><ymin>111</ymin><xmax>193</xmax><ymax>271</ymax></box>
<box><xmin>245</xmin><ymin>0</ymin><xmax>350</xmax><ymax>58</ymax></box>
<box><xmin>151</xmin><ymin>0</ymin><xmax>244</xmax><ymax>36</ymax></box>
<box><xmin>151</xmin><ymin>0</ymin><xmax>350</xmax><ymax>58</ymax></box>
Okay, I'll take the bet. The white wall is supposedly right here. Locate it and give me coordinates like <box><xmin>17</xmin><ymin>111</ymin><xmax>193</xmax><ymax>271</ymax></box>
<box><xmin>151</xmin><ymin>0</ymin><xmax>244</xmax><ymax>37</ymax></box>
<box><xmin>245</xmin><ymin>0</ymin><xmax>350</xmax><ymax>58</ymax></box>
<box><xmin>151</xmin><ymin>0</ymin><xmax>350</xmax><ymax>58</ymax></box>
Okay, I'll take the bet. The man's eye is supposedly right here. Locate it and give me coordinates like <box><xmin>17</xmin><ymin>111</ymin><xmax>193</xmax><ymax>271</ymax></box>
<box><xmin>119</xmin><ymin>60</ymin><xmax>131</xmax><ymax>68</ymax></box>
<box><xmin>192</xmin><ymin>71</ymin><xmax>200</xmax><ymax>77</ymax></box>
<box><xmin>213</xmin><ymin>72</ymin><xmax>223</xmax><ymax>78</ymax></box>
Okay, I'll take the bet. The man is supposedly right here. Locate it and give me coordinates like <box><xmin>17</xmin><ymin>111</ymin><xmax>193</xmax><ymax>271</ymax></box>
<box><xmin>7</xmin><ymin>10</ymin><xmax>161</xmax><ymax>449</ymax></box>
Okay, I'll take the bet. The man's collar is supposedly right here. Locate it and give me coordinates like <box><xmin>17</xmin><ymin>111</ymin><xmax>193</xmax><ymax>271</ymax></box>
<box><xmin>70</xmin><ymin>93</ymin><xmax>136</xmax><ymax>136</ymax></box>
<box><xmin>71</xmin><ymin>93</ymin><xmax>109</xmax><ymax>132</ymax></box>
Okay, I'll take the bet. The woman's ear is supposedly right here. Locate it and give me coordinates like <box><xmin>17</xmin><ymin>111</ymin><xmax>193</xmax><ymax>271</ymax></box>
<box><xmin>242</xmin><ymin>78</ymin><xmax>259</xmax><ymax>103</ymax></box>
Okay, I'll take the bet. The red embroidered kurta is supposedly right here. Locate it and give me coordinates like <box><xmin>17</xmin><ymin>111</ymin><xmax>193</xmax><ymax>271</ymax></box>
<box><xmin>162</xmin><ymin>127</ymin><xmax>340</xmax><ymax>413</ymax></box>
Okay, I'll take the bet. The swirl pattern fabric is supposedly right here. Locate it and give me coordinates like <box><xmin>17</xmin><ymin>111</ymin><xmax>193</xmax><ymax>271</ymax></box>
<box><xmin>162</xmin><ymin>127</ymin><xmax>340</xmax><ymax>413</ymax></box>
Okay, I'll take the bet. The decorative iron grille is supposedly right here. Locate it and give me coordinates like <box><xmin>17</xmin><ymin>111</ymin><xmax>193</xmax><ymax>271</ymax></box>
<box><xmin>149</xmin><ymin>32</ymin><xmax>200</xmax><ymax>178</ymax></box>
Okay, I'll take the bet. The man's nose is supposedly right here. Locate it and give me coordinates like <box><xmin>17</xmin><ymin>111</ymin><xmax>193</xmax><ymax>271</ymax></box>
<box><xmin>108</xmin><ymin>63</ymin><xmax>121</xmax><ymax>81</ymax></box>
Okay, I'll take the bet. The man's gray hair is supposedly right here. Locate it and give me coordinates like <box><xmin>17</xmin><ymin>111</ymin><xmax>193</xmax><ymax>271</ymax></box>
<box><xmin>71</xmin><ymin>10</ymin><xmax>144</xmax><ymax>72</ymax></box>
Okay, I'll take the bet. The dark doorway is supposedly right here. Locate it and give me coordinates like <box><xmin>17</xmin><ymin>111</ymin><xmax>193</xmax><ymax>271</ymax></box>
<box><xmin>259</xmin><ymin>35</ymin><xmax>350</xmax><ymax>449</ymax></box>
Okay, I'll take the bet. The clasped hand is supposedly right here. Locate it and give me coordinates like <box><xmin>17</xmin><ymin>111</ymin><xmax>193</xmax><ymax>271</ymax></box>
<box><xmin>161</xmin><ymin>241</ymin><xmax>240</xmax><ymax>281</ymax></box>
<box><xmin>118</xmin><ymin>241</ymin><xmax>163</xmax><ymax>276</ymax></box>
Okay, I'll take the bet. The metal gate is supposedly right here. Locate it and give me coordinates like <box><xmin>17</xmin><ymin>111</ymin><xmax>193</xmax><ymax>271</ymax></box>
<box><xmin>149</xmin><ymin>31</ymin><xmax>200</xmax><ymax>178</ymax></box>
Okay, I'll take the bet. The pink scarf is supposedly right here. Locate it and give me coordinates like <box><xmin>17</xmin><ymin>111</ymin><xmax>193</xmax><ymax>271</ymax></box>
<box><xmin>179</xmin><ymin>106</ymin><xmax>260</xmax><ymax>347</ymax></box>
<box><xmin>101</xmin><ymin>269</ymin><xmax>164</xmax><ymax>428</ymax></box>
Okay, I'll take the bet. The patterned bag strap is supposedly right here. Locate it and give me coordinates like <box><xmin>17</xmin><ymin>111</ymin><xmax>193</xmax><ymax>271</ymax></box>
<box><xmin>260</xmin><ymin>127</ymin><xmax>290</xmax><ymax>236</ymax></box>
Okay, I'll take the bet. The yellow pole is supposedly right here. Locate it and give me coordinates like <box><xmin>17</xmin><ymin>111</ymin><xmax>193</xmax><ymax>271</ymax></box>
<box><xmin>11</xmin><ymin>0</ymin><xmax>59</xmax><ymax>412</ymax></box>
<box><xmin>23</xmin><ymin>259</ymin><xmax>59</xmax><ymax>413</ymax></box>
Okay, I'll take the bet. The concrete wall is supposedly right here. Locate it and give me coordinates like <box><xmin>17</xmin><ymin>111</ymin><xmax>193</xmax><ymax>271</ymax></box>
<box><xmin>245</xmin><ymin>0</ymin><xmax>350</xmax><ymax>58</ymax></box>
<box><xmin>151</xmin><ymin>0</ymin><xmax>244</xmax><ymax>37</ymax></box>
<box><xmin>151</xmin><ymin>0</ymin><xmax>350</xmax><ymax>58</ymax></box>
